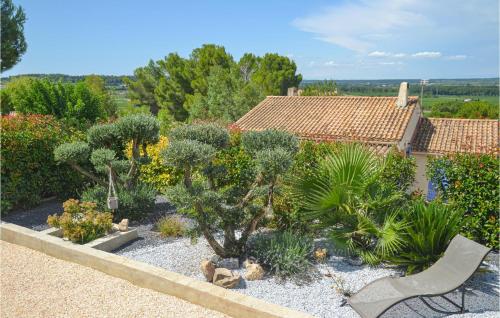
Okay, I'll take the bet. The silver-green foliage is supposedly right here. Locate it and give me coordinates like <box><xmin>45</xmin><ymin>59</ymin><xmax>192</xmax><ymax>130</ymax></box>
<box><xmin>249</xmin><ymin>231</ymin><xmax>313</xmax><ymax>279</ymax></box>
<box><xmin>54</xmin><ymin>114</ymin><xmax>160</xmax><ymax>220</ymax></box>
<box><xmin>162</xmin><ymin>124</ymin><xmax>299</xmax><ymax>257</ymax></box>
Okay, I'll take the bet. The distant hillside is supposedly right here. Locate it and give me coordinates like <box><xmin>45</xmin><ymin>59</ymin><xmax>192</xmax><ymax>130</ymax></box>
<box><xmin>2</xmin><ymin>74</ymin><xmax>498</xmax><ymax>96</ymax></box>
<box><xmin>1</xmin><ymin>74</ymin><xmax>134</xmax><ymax>89</ymax></box>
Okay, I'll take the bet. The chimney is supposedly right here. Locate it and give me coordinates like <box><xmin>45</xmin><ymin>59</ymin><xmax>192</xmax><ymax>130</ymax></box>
<box><xmin>396</xmin><ymin>82</ymin><xmax>409</xmax><ymax>107</ymax></box>
<box><xmin>287</xmin><ymin>87</ymin><xmax>298</xmax><ymax>96</ymax></box>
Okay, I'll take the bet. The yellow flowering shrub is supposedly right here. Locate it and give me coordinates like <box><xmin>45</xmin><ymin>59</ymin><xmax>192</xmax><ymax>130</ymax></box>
<box><xmin>126</xmin><ymin>136</ymin><xmax>181</xmax><ymax>192</ymax></box>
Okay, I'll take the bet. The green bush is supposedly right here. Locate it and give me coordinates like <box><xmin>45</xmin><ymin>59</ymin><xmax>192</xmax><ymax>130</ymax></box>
<box><xmin>1</xmin><ymin>115</ymin><xmax>85</xmax><ymax>212</ymax></box>
<box><xmin>380</xmin><ymin>148</ymin><xmax>416</xmax><ymax>192</ymax></box>
<box><xmin>156</xmin><ymin>215</ymin><xmax>186</xmax><ymax>237</ymax></box>
<box><xmin>270</xmin><ymin>140</ymin><xmax>339</xmax><ymax>233</ymax></box>
<box><xmin>47</xmin><ymin>199</ymin><xmax>113</xmax><ymax>244</ymax></box>
<box><xmin>427</xmin><ymin>154</ymin><xmax>499</xmax><ymax>248</ymax></box>
<box><xmin>390</xmin><ymin>200</ymin><xmax>463</xmax><ymax>274</ymax></box>
<box><xmin>249</xmin><ymin>231</ymin><xmax>313</xmax><ymax>279</ymax></box>
<box><xmin>81</xmin><ymin>183</ymin><xmax>156</xmax><ymax>222</ymax></box>
<box><xmin>2</xmin><ymin>77</ymin><xmax>107</xmax><ymax>127</ymax></box>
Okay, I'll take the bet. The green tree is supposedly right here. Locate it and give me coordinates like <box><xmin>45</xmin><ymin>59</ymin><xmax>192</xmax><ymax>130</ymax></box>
<box><xmin>1</xmin><ymin>0</ymin><xmax>27</xmax><ymax>71</ymax></box>
<box><xmin>163</xmin><ymin>125</ymin><xmax>299</xmax><ymax>257</ymax></box>
<box><xmin>252</xmin><ymin>53</ymin><xmax>302</xmax><ymax>96</ymax></box>
<box><xmin>302</xmin><ymin>80</ymin><xmax>338</xmax><ymax>96</ymax></box>
<box><xmin>127</xmin><ymin>45</ymin><xmax>302</xmax><ymax>121</ymax></box>
<box><xmin>429</xmin><ymin>100</ymin><xmax>498</xmax><ymax>119</ymax></box>
<box><xmin>124</xmin><ymin>60</ymin><xmax>163</xmax><ymax>116</ymax></box>
<box><xmin>84</xmin><ymin>75</ymin><xmax>117</xmax><ymax>118</ymax></box>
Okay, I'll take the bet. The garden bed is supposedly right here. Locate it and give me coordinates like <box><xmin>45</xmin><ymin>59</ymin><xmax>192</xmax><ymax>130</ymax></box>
<box><xmin>5</xmin><ymin>198</ymin><xmax>499</xmax><ymax>318</ymax></box>
<box><xmin>113</xmin><ymin>214</ymin><xmax>500</xmax><ymax>318</ymax></box>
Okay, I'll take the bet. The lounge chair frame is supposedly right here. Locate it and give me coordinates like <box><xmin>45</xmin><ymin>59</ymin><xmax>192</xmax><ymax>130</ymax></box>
<box><xmin>348</xmin><ymin>235</ymin><xmax>492</xmax><ymax>318</ymax></box>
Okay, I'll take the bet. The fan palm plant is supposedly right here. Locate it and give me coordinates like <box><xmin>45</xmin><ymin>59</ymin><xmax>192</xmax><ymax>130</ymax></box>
<box><xmin>390</xmin><ymin>200</ymin><xmax>463</xmax><ymax>273</ymax></box>
<box><xmin>295</xmin><ymin>143</ymin><xmax>407</xmax><ymax>265</ymax></box>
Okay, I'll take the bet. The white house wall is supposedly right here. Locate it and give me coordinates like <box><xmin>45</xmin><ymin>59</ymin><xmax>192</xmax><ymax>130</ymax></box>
<box><xmin>398</xmin><ymin>101</ymin><xmax>422</xmax><ymax>151</ymax></box>
<box><xmin>411</xmin><ymin>153</ymin><xmax>430</xmax><ymax>195</ymax></box>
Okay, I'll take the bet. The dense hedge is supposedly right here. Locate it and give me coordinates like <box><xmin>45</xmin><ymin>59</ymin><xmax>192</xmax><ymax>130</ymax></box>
<box><xmin>1</xmin><ymin>115</ymin><xmax>85</xmax><ymax>212</ymax></box>
<box><xmin>428</xmin><ymin>153</ymin><xmax>499</xmax><ymax>248</ymax></box>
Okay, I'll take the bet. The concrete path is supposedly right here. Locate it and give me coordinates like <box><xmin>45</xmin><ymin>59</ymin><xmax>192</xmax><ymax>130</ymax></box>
<box><xmin>0</xmin><ymin>241</ymin><xmax>229</xmax><ymax>318</ymax></box>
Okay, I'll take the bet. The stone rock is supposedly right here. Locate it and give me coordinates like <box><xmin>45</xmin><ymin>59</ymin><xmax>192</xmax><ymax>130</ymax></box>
<box><xmin>314</xmin><ymin>248</ymin><xmax>328</xmax><ymax>263</ymax></box>
<box><xmin>244</xmin><ymin>263</ymin><xmax>264</xmax><ymax>281</ymax></box>
<box><xmin>217</xmin><ymin>257</ymin><xmax>239</xmax><ymax>270</ymax></box>
<box><xmin>212</xmin><ymin>268</ymin><xmax>241</xmax><ymax>289</ymax></box>
<box><xmin>200</xmin><ymin>259</ymin><xmax>216</xmax><ymax>282</ymax></box>
<box><xmin>118</xmin><ymin>219</ymin><xmax>129</xmax><ymax>232</ymax></box>
<box><xmin>210</xmin><ymin>255</ymin><xmax>222</xmax><ymax>264</ymax></box>
<box><xmin>346</xmin><ymin>257</ymin><xmax>363</xmax><ymax>266</ymax></box>
<box><xmin>242</xmin><ymin>257</ymin><xmax>257</xmax><ymax>268</ymax></box>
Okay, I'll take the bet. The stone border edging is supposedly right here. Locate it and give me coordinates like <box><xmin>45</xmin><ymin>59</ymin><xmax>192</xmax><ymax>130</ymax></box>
<box><xmin>0</xmin><ymin>222</ymin><xmax>313</xmax><ymax>318</ymax></box>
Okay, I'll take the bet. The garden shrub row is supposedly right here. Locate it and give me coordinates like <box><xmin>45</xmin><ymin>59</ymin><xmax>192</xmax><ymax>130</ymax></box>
<box><xmin>428</xmin><ymin>153</ymin><xmax>499</xmax><ymax>248</ymax></box>
<box><xmin>1</xmin><ymin>114</ymin><xmax>85</xmax><ymax>213</ymax></box>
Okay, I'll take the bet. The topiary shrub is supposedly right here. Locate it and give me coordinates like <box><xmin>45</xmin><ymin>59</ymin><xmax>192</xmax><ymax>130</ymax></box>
<box><xmin>47</xmin><ymin>199</ymin><xmax>113</xmax><ymax>244</ymax></box>
<box><xmin>427</xmin><ymin>153</ymin><xmax>499</xmax><ymax>248</ymax></box>
<box><xmin>163</xmin><ymin>124</ymin><xmax>299</xmax><ymax>257</ymax></box>
<box><xmin>248</xmin><ymin>230</ymin><xmax>314</xmax><ymax>279</ymax></box>
<box><xmin>1</xmin><ymin>114</ymin><xmax>85</xmax><ymax>213</ymax></box>
<box><xmin>54</xmin><ymin>114</ymin><xmax>160</xmax><ymax>221</ymax></box>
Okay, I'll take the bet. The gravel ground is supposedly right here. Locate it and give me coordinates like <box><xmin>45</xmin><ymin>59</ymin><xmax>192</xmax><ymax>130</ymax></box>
<box><xmin>116</xmin><ymin>234</ymin><xmax>500</xmax><ymax>318</ymax></box>
<box><xmin>0</xmin><ymin>240</ymin><xmax>229</xmax><ymax>318</ymax></box>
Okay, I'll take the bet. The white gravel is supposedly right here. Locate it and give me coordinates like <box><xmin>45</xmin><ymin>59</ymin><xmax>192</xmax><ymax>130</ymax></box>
<box><xmin>116</xmin><ymin>234</ymin><xmax>500</xmax><ymax>318</ymax></box>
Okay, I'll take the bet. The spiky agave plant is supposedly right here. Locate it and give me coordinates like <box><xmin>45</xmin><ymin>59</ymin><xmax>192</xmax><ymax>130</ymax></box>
<box><xmin>390</xmin><ymin>200</ymin><xmax>463</xmax><ymax>274</ymax></box>
<box><xmin>295</xmin><ymin>143</ymin><xmax>407</xmax><ymax>265</ymax></box>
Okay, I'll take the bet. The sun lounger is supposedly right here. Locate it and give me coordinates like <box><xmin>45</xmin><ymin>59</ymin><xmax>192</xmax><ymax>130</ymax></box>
<box><xmin>348</xmin><ymin>234</ymin><xmax>491</xmax><ymax>318</ymax></box>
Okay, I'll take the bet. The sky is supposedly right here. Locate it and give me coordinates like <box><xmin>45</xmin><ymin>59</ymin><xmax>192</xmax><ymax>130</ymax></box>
<box><xmin>3</xmin><ymin>0</ymin><xmax>499</xmax><ymax>79</ymax></box>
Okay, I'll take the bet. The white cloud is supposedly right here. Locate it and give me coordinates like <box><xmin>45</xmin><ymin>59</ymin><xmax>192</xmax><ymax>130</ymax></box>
<box><xmin>324</xmin><ymin>60</ymin><xmax>336</xmax><ymax>66</ymax></box>
<box><xmin>445</xmin><ymin>54</ymin><xmax>467</xmax><ymax>60</ymax></box>
<box><xmin>412</xmin><ymin>51</ymin><xmax>442</xmax><ymax>58</ymax></box>
<box><xmin>293</xmin><ymin>0</ymin><xmax>498</xmax><ymax>55</ymax></box>
<box><xmin>368</xmin><ymin>51</ymin><xmax>391</xmax><ymax>57</ymax></box>
<box><xmin>293</xmin><ymin>0</ymin><xmax>426</xmax><ymax>52</ymax></box>
<box><xmin>392</xmin><ymin>53</ymin><xmax>406</xmax><ymax>58</ymax></box>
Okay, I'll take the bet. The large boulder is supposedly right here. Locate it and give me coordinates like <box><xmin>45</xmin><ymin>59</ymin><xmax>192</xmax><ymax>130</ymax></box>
<box><xmin>244</xmin><ymin>263</ymin><xmax>264</xmax><ymax>281</ymax></box>
<box><xmin>200</xmin><ymin>259</ymin><xmax>216</xmax><ymax>282</ymax></box>
<box><xmin>212</xmin><ymin>268</ymin><xmax>241</xmax><ymax>289</ymax></box>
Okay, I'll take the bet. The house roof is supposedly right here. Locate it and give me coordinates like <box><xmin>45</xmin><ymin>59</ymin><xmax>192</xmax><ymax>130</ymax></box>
<box><xmin>232</xmin><ymin>96</ymin><xmax>419</xmax><ymax>144</ymax></box>
<box><xmin>412</xmin><ymin>118</ymin><xmax>499</xmax><ymax>155</ymax></box>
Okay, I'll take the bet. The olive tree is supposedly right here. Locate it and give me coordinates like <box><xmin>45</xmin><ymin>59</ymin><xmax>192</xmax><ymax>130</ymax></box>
<box><xmin>162</xmin><ymin>124</ymin><xmax>299</xmax><ymax>257</ymax></box>
<box><xmin>54</xmin><ymin>114</ymin><xmax>160</xmax><ymax>220</ymax></box>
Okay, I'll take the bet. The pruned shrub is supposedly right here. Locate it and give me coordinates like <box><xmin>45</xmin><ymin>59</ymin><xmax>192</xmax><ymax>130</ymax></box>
<box><xmin>1</xmin><ymin>114</ymin><xmax>85</xmax><ymax>212</ymax></box>
<box><xmin>163</xmin><ymin>124</ymin><xmax>299</xmax><ymax>257</ymax></box>
<box><xmin>156</xmin><ymin>215</ymin><xmax>186</xmax><ymax>237</ymax></box>
<box><xmin>248</xmin><ymin>231</ymin><xmax>314</xmax><ymax>279</ymax></box>
<box><xmin>54</xmin><ymin>114</ymin><xmax>160</xmax><ymax>221</ymax></box>
<box><xmin>47</xmin><ymin>199</ymin><xmax>113</xmax><ymax>244</ymax></box>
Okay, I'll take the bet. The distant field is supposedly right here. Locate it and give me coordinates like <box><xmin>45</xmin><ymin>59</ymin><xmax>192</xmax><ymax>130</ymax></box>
<box><xmin>421</xmin><ymin>95</ymin><xmax>499</xmax><ymax>109</ymax></box>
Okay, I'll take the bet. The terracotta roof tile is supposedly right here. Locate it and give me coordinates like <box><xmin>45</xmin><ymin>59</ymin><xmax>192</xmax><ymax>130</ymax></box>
<box><xmin>412</xmin><ymin>118</ymin><xmax>499</xmax><ymax>154</ymax></box>
<box><xmin>233</xmin><ymin>96</ymin><xmax>418</xmax><ymax>144</ymax></box>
